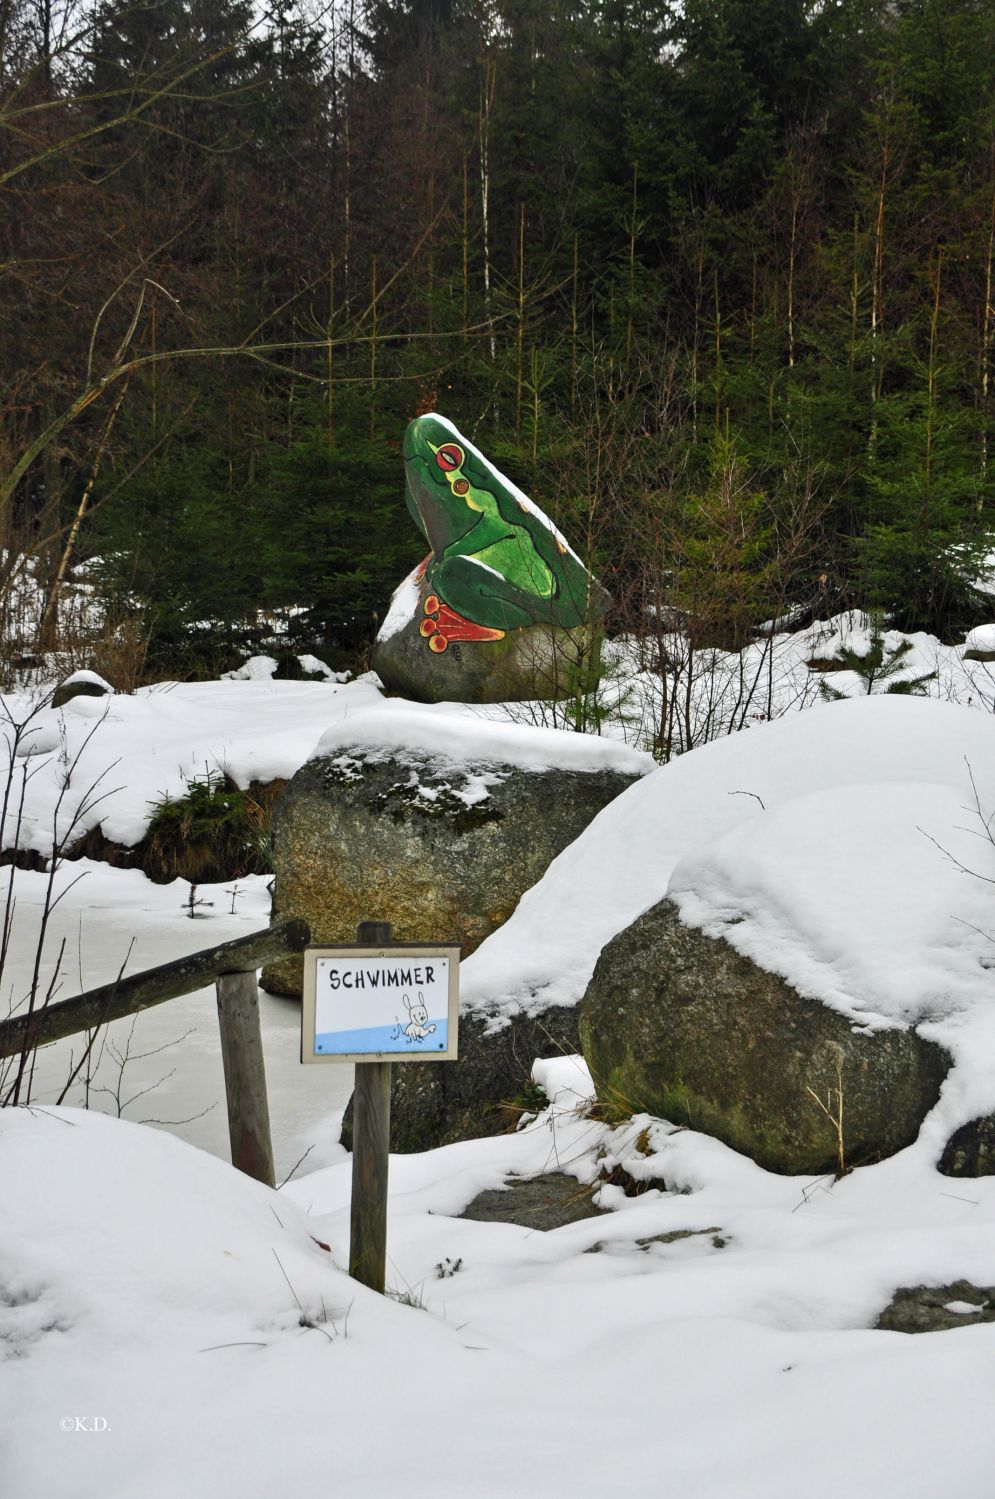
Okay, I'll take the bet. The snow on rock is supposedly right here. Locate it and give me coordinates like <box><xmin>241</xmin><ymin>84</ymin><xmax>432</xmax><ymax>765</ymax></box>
<box><xmin>4</xmin><ymin>608</ymin><xmax>994</xmax><ymax>862</ymax></box>
<box><xmin>296</xmin><ymin>654</ymin><xmax>349</xmax><ymax>681</ymax></box>
<box><xmin>311</xmin><ymin>699</ymin><xmax>654</xmax><ymax>777</ymax></box>
<box><xmin>964</xmin><ymin>623</ymin><xmax>995</xmax><ymax>654</ymax></box>
<box><xmin>667</xmin><ymin>778</ymin><xmax>987</xmax><ymax>1033</ymax></box>
<box><xmin>222</xmin><ymin>654</ymin><xmax>350</xmax><ymax>682</ymax></box>
<box><xmin>0</xmin><ymin>675</ymin><xmax>651</xmax><ymax>860</ymax></box>
<box><xmin>463</xmin><ymin>695</ymin><xmax>995</xmax><ymax>1145</ymax></box>
<box><xmin>221</xmin><ymin>654</ymin><xmax>280</xmax><ymax>680</ymax></box>
<box><xmin>376</xmin><ymin>562</ymin><xmax>424</xmax><ymax>642</ymax></box>
<box><xmin>532</xmin><ymin>1053</ymin><xmax>596</xmax><ymax>1113</ymax></box>
<box><xmin>57</xmin><ymin>669</ymin><xmax>114</xmax><ymax>693</ymax></box>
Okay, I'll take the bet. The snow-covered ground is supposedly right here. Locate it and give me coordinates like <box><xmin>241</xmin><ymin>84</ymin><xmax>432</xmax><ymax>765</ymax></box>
<box><xmin>586</xmin><ymin>609</ymin><xmax>995</xmax><ymax>752</ymax></box>
<box><xmin>4</xmin><ymin>1063</ymin><xmax>995</xmax><ymax>1499</ymax></box>
<box><xmin>5</xmin><ymin>618</ymin><xmax>995</xmax><ymax>1496</ymax></box>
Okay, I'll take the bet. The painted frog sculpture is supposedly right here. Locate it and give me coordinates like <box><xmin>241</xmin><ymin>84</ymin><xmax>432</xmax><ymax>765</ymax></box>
<box><xmin>402</xmin><ymin>413</ymin><xmax>597</xmax><ymax>653</ymax></box>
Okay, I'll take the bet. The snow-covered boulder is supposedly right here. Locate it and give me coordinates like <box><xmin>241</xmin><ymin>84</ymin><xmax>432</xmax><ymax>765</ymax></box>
<box><xmin>262</xmin><ymin>704</ymin><xmax>652</xmax><ymax>1003</ymax></box>
<box><xmin>963</xmin><ymin>622</ymin><xmax>995</xmax><ymax>661</ymax></box>
<box><xmin>580</xmin><ymin>899</ymin><xmax>951</xmax><ymax>1175</ymax></box>
<box><xmin>459</xmin><ymin>694</ymin><xmax>995</xmax><ymax>1176</ymax></box>
<box><xmin>51</xmin><ymin>668</ymin><xmax>113</xmax><ymax>709</ymax></box>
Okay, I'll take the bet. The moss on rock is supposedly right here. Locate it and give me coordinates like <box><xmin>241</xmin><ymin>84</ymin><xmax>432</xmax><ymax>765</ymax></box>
<box><xmin>579</xmin><ymin>898</ymin><xmax>951</xmax><ymax>1176</ymax></box>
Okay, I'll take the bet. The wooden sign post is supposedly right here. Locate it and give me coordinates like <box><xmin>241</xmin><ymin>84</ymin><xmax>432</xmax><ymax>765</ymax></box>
<box><xmin>301</xmin><ymin>922</ymin><xmax>460</xmax><ymax>1295</ymax></box>
<box><xmin>349</xmin><ymin>920</ymin><xmax>392</xmax><ymax>1293</ymax></box>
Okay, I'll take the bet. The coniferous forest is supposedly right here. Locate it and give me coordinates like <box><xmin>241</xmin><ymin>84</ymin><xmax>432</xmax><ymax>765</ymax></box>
<box><xmin>4</xmin><ymin>0</ymin><xmax>995</xmax><ymax>679</ymax></box>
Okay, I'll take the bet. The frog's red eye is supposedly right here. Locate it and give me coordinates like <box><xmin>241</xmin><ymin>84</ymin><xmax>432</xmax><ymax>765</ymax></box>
<box><xmin>436</xmin><ymin>443</ymin><xmax>463</xmax><ymax>472</ymax></box>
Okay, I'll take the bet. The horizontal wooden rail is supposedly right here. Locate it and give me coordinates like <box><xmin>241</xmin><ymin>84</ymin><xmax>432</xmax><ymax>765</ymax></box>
<box><xmin>0</xmin><ymin>917</ymin><xmax>310</xmax><ymax>1060</ymax></box>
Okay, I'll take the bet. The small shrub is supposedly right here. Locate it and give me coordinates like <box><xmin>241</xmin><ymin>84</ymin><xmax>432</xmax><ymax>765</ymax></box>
<box><xmin>510</xmin><ymin>1077</ymin><xmax>549</xmax><ymax>1115</ymax></box>
<box><xmin>142</xmin><ymin>772</ymin><xmax>273</xmax><ymax>884</ymax></box>
<box><xmin>499</xmin><ymin>1076</ymin><xmax>550</xmax><ymax>1130</ymax></box>
<box><xmin>819</xmin><ymin>614</ymin><xmax>937</xmax><ymax>700</ymax></box>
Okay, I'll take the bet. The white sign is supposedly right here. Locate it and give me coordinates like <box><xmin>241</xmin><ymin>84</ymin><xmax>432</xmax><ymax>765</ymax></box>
<box><xmin>301</xmin><ymin>945</ymin><xmax>460</xmax><ymax>1064</ymax></box>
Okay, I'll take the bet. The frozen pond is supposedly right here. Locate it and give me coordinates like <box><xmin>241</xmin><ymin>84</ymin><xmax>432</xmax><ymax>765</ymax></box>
<box><xmin>1</xmin><ymin>862</ymin><xmax>352</xmax><ymax>1181</ymax></box>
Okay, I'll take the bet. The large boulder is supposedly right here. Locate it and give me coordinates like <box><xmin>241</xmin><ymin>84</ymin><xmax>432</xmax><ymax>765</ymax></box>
<box><xmin>372</xmin><ymin>414</ymin><xmax>609</xmax><ymax>704</ymax></box>
<box><xmin>262</xmin><ymin>708</ymin><xmax>650</xmax><ymax>997</ymax></box>
<box><xmin>340</xmin><ymin>1004</ymin><xmax>582</xmax><ymax>1153</ymax></box>
<box><xmin>579</xmin><ymin>898</ymin><xmax>951</xmax><ymax>1176</ymax></box>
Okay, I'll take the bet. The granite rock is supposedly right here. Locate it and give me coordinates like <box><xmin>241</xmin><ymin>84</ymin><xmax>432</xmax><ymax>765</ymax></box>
<box><xmin>579</xmin><ymin>897</ymin><xmax>951</xmax><ymax>1176</ymax></box>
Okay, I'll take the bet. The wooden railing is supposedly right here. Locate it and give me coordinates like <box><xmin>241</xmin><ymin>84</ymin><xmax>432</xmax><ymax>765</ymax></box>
<box><xmin>0</xmin><ymin>917</ymin><xmax>311</xmax><ymax>1189</ymax></box>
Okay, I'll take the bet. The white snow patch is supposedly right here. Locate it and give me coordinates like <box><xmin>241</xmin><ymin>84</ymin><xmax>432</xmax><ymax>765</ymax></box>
<box><xmin>221</xmin><ymin>654</ymin><xmax>279</xmax><ymax>680</ymax></box>
<box><xmin>56</xmin><ymin>669</ymin><xmax>113</xmax><ymax>693</ymax></box>
<box><xmin>452</xmin><ymin>770</ymin><xmax>506</xmax><ymax>806</ymax></box>
<box><xmin>532</xmin><ymin>1053</ymin><xmax>596</xmax><ymax>1113</ymax></box>
<box><xmin>0</xmin><ymin>677</ymin><xmax>387</xmax><ymax>853</ymax></box>
<box><xmin>7</xmin><ymin>656</ymin><xmax>995</xmax><ymax>1494</ymax></box>
<box><xmin>7</xmin><ymin>1094</ymin><xmax>995</xmax><ymax>1498</ymax></box>
<box><xmin>376</xmin><ymin>563</ymin><xmax>424</xmax><ymax>642</ymax></box>
<box><xmin>297</xmin><ymin>655</ymin><xmax>349</xmax><ymax>681</ymax></box>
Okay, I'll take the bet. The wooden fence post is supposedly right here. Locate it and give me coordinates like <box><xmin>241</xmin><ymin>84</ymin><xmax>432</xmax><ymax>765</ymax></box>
<box><xmin>216</xmin><ymin>968</ymin><xmax>276</xmax><ymax>1189</ymax></box>
<box><xmin>349</xmin><ymin>920</ymin><xmax>393</xmax><ymax>1294</ymax></box>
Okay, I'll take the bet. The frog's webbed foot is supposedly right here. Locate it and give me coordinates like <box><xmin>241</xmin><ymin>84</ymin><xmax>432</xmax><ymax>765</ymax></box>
<box><xmin>419</xmin><ymin>595</ymin><xmax>506</xmax><ymax>653</ymax></box>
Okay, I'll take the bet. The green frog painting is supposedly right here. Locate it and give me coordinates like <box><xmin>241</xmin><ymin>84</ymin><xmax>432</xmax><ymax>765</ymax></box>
<box><xmin>402</xmin><ymin>414</ymin><xmax>597</xmax><ymax>654</ymax></box>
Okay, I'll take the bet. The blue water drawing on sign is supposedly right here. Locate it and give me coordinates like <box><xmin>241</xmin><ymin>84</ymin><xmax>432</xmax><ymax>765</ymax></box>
<box><xmin>315</xmin><ymin>1017</ymin><xmax>449</xmax><ymax>1056</ymax></box>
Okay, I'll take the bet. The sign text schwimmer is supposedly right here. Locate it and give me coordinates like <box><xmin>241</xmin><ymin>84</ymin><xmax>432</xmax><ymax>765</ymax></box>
<box><xmin>324</xmin><ymin>961</ymin><xmax>440</xmax><ymax>990</ymax></box>
<box><xmin>301</xmin><ymin>944</ymin><xmax>461</xmax><ymax>1063</ymax></box>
